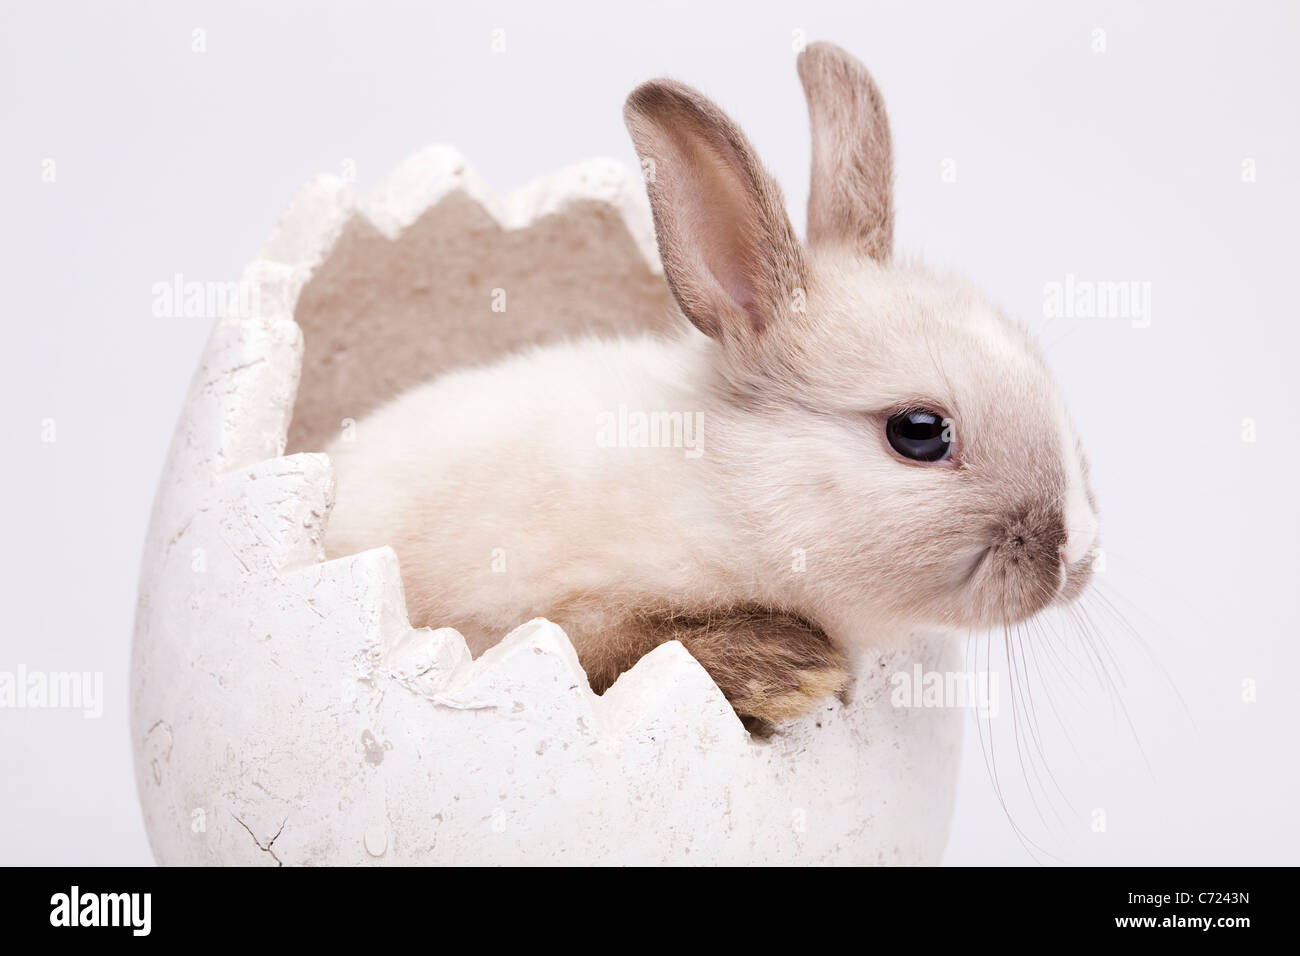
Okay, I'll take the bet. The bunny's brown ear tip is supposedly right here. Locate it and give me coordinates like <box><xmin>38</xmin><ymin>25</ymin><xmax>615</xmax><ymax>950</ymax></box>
<box><xmin>797</xmin><ymin>41</ymin><xmax>844</xmax><ymax>70</ymax></box>
<box><xmin>623</xmin><ymin>81</ymin><xmax>676</xmax><ymax>143</ymax></box>
<box><xmin>624</xmin><ymin>79</ymin><xmax>701</xmax><ymax>123</ymax></box>
<box><xmin>624</xmin><ymin>79</ymin><xmax>663</xmax><ymax>114</ymax></box>
<box><xmin>798</xmin><ymin>40</ymin><xmax>842</xmax><ymax>61</ymax></box>
<box><xmin>623</xmin><ymin>79</ymin><xmax>740</xmax><ymax>155</ymax></box>
<box><xmin>623</xmin><ymin>80</ymin><xmax>658</xmax><ymax>127</ymax></box>
<box><xmin>797</xmin><ymin>41</ymin><xmax>870</xmax><ymax>81</ymax></box>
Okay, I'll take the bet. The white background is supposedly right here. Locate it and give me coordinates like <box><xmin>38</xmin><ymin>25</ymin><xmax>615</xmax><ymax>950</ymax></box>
<box><xmin>1</xmin><ymin>0</ymin><xmax>1296</xmax><ymax>865</ymax></box>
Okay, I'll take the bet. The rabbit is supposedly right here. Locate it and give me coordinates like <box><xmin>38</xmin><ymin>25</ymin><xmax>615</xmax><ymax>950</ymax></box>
<box><xmin>321</xmin><ymin>41</ymin><xmax>1100</xmax><ymax>725</ymax></box>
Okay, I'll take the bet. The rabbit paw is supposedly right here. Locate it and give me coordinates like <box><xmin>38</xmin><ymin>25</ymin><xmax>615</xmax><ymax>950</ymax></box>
<box><xmin>727</xmin><ymin>659</ymin><xmax>850</xmax><ymax>724</ymax></box>
<box><xmin>660</xmin><ymin>608</ymin><xmax>850</xmax><ymax>724</ymax></box>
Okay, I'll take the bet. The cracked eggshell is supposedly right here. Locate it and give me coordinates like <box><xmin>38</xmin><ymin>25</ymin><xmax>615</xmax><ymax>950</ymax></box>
<box><xmin>130</xmin><ymin>147</ymin><xmax>963</xmax><ymax>865</ymax></box>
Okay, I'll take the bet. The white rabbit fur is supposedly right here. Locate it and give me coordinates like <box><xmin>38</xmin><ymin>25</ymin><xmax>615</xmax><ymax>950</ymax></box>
<box><xmin>322</xmin><ymin>42</ymin><xmax>1100</xmax><ymax>721</ymax></box>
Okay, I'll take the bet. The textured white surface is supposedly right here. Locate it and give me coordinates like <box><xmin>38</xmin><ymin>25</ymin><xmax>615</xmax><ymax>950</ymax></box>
<box><xmin>130</xmin><ymin>148</ymin><xmax>963</xmax><ymax>865</ymax></box>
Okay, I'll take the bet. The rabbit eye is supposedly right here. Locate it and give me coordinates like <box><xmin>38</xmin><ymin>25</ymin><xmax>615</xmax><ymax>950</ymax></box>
<box><xmin>885</xmin><ymin>409</ymin><xmax>952</xmax><ymax>462</ymax></box>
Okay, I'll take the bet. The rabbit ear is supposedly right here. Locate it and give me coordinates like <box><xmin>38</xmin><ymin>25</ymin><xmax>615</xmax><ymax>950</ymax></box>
<box><xmin>797</xmin><ymin>42</ymin><xmax>894</xmax><ymax>261</ymax></box>
<box><xmin>624</xmin><ymin>80</ymin><xmax>806</xmax><ymax>342</ymax></box>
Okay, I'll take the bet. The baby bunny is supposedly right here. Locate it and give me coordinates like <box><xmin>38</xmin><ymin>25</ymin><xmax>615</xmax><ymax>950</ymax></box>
<box><xmin>322</xmin><ymin>42</ymin><xmax>1100</xmax><ymax>724</ymax></box>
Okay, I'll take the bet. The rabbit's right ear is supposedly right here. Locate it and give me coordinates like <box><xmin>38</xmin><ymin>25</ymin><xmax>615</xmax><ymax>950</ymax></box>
<box><xmin>797</xmin><ymin>42</ymin><xmax>894</xmax><ymax>261</ymax></box>
<box><xmin>624</xmin><ymin>80</ymin><xmax>806</xmax><ymax>343</ymax></box>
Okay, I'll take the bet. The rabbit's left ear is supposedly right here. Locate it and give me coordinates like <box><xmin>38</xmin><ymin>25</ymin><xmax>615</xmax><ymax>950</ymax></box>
<box><xmin>797</xmin><ymin>42</ymin><xmax>894</xmax><ymax>261</ymax></box>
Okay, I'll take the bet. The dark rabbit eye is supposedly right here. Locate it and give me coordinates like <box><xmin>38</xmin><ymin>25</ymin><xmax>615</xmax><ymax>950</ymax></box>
<box><xmin>885</xmin><ymin>409</ymin><xmax>952</xmax><ymax>462</ymax></box>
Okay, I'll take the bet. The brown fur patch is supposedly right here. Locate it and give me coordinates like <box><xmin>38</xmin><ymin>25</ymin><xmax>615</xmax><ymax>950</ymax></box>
<box><xmin>578</xmin><ymin>605</ymin><xmax>849</xmax><ymax>724</ymax></box>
